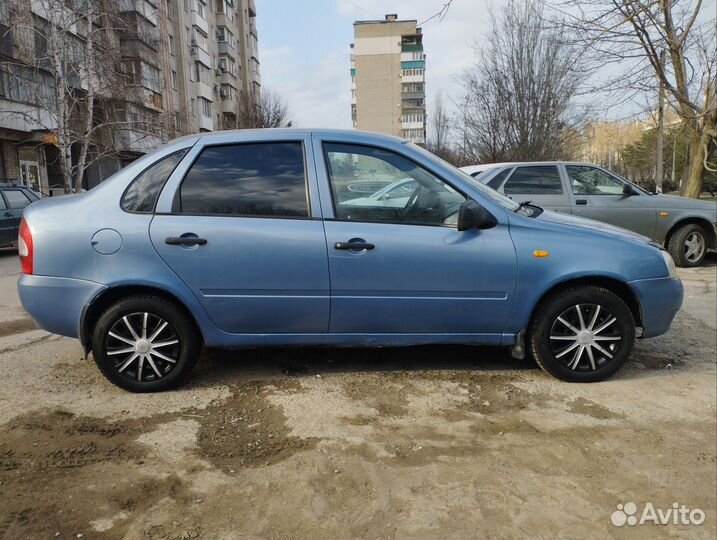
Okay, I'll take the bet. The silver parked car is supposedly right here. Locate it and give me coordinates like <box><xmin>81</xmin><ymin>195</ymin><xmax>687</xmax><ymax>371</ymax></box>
<box><xmin>461</xmin><ymin>162</ymin><xmax>717</xmax><ymax>267</ymax></box>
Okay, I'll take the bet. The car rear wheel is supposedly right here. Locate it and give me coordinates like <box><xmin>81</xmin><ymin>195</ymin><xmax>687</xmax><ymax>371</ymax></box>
<box><xmin>668</xmin><ymin>223</ymin><xmax>707</xmax><ymax>267</ymax></box>
<box><xmin>528</xmin><ymin>286</ymin><xmax>635</xmax><ymax>382</ymax></box>
<box><xmin>92</xmin><ymin>295</ymin><xmax>201</xmax><ymax>392</ymax></box>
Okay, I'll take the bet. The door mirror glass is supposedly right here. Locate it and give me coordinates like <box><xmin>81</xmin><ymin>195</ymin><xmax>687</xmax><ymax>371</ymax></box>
<box><xmin>457</xmin><ymin>200</ymin><xmax>498</xmax><ymax>231</ymax></box>
<box><xmin>622</xmin><ymin>183</ymin><xmax>638</xmax><ymax>197</ymax></box>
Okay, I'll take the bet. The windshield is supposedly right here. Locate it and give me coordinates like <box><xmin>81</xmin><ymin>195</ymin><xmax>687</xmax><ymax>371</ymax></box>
<box><xmin>407</xmin><ymin>143</ymin><xmax>520</xmax><ymax>211</ymax></box>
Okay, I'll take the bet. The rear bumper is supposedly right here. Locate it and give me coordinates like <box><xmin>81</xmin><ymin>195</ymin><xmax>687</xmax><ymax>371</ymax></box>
<box><xmin>17</xmin><ymin>274</ymin><xmax>105</xmax><ymax>338</ymax></box>
<box><xmin>628</xmin><ymin>276</ymin><xmax>683</xmax><ymax>338</ymax></box>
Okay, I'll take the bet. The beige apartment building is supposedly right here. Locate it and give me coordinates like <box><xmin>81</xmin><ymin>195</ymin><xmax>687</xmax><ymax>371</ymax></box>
<box><xmin>0</xmin><ymin>0</ymin><xmax>261</xmax><ymax>193</ymax></box>
<box><xmin>351</xmin><ymin>14</ymin><xmax>426</xmax><ymax>143</ymax></box>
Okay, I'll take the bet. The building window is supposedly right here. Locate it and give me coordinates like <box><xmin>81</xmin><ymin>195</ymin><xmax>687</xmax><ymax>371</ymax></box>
<box><xmin>401</xmin><ymin>68</ymin><xmax>424</xmax><ymax>77</ymax></box>
<box><xmin>218</xmin><ymin>56</ymin><xmax>236</xmax><ymax>76</ymax></box>
<box><xmin>199</xmin><ymin>96</ymin><xmax>212</xmax><ymax>117</ymax></box>
<box><xmin>168</xmin><ymin>34</ymin><xmax>175</xmax><ymax>55</ymax></box>
<box><xmin>193</xmin><ymin>29</ymin><xmax>208</xmax><ymax>51</ymax></box>
<box><xmin>0</xmin><ymin>64</ymin><xmax>57</xmax><ymax>108</ymax></box>
<box><xmin>216</xmin><ymin>25</ymin><xmax>234</xmax><ymax>47</ymax></box>
<box><xmin>195</xmin><ymin>0</ymin><xmax>206</xmax><ymax>19</ymax></box>
<box><xmin>171</xmin><ymin>70</ymin><xmax>178</xmax><ymax>90</ymax></box>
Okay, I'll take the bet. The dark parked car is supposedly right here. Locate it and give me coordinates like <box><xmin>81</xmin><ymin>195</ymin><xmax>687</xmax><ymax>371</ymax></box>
<box><xmin>0</xmin><ymin>184</ymin><xmax>40</xmax><ymax>248</ymax></box>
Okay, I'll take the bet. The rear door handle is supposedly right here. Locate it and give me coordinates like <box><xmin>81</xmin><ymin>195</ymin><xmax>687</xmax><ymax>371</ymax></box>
<box><xmin>334</xmin><ymin>241</ymin><xmax>375</xmax><ymax>250</ymax></box>
<box><xmin>165</xmin><ymin>236</ymin><xmax>207</xmax><ymax>246</ymax></box>
<box><xmin>575</xmin><ymin>199</ymin><xmax>588</xmax><ymax>205</ymax></box>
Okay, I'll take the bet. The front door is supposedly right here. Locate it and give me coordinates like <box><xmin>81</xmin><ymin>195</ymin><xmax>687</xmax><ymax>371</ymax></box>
<box><xmin>0</xmin><ymin>192</ymin><xmax>13</xmax><ymax>246</ymax></box>
<box><xmin>150</xmin><ymin>139</ymin><xmax>330</xmax><ymax>334</ymax></box>
<box><xmin>563</xmin><ymin>165</ymin><xmax>657</xmax><ymax>238</ymax></box>
<box><xmin>496</xmin><ymin>164</ymin><xmax>572</xmax><ymax>213</ymax></box>
<box><xmin>317</xmin><ymin>141</ymin><xmax>517</xmax><ymax>336</ymax></box>
<box><xmin>1</xmin><ymin>189</ymin><xmax>33</xmax><ymax>239</ymax></box>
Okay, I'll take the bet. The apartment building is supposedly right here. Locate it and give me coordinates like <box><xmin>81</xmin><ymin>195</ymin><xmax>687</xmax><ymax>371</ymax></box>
<box><xmin>351</xmin><ymin>14</ymin><xmax>426</xmax><ymax>144</ymax></box>
<box><xmin>0</xmin><ymin>0</ymin><xmax>261</xmax><ymax>194</ymax></box>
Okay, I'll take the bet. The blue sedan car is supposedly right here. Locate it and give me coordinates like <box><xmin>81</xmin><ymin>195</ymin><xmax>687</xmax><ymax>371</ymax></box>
<box><xmin>17</xmin><ymin>129</ymin><xmax>683</xmax><ymax>392</ymax></box>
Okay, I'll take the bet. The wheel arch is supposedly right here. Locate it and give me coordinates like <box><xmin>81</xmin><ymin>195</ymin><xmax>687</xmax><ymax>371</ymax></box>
<box><xmin>665</xmin><ymin>217</ymin><xmax>716</xmax><ymax>249</ymax></box>
<box><xmin>80</xmin><ymin>284</ymin><xmax>204</xmax><ymax>355</ymax></box>
<box><xmin>527</xmin><ymin>276</ymin><xmax>642</xmax><ymax>332</ymax></box>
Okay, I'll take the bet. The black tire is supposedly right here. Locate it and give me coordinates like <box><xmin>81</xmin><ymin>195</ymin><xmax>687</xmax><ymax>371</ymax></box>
<box><xmin>528</xmin><ymin>286</ymin><xmax>635</xmax><ymax>383</ymax></box>
<box><xmin>92</xmin><ymin>295</ymin><xmax>201</xmax><ymax>392</ymax></box>
<box><xmin>668</xmin><ymin>223</ymin><xmax>707</xmax><ymax>267</ymax></box>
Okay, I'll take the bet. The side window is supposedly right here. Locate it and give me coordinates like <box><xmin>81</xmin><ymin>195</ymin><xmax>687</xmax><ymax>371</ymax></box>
<box><xmin>323</xmin><ymin>143</ymin><xmax>466</xmax><ymax>227</ymax></box>
<box><xmin>0</xmin><ymin>193</ymin><xmax>6</xmax><ymax>210</ymax></box>
<box><xmin>122</xmin><ymin>150</ymin><xmax>187</xmax><ymax>213</ymax></box>
<box><xmin>487</xmin><ymin>168</ymin><xmax>511</xmax><ymax>190</ymax></box>
<box><xmin>566</xmin><ymin>165</ymin><xmax>625</xmax><ymax>195</ymax></box>
<box><xmin>3</xmin><ymin>190</ymin><xmax>32</xmax><ymax>209</ymax></box>
<box><xmin>504</xmin><ymin>166</ymin><xmax>563</xmax><ymax>195</ymax></box>
<box><xmin>177</xmin><ymin>142</ymin><xmax>308</xmax><ymax>217</ymax></box>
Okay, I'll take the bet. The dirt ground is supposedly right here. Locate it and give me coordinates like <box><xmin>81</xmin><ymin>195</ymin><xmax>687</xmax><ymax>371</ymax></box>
<box><xmin>0</xmin><ymin>249</ymin><xmax>715</xmax><ymax>540</ymax></box>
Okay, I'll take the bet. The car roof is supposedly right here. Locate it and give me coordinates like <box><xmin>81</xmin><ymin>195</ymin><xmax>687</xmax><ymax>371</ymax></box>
<box><xmin>194</xmin><ymin>128</ymin><xmax>407</xmax><ymax>145</ymax></box>
<box><xmin>462</xmin><ymin>161</ymin><xmax>614</xmax><ymax>170</ymax></box>
<box><xmin>0</xmin><ymin>183</ymin><xmax>32</xmax><ymax>189</ymax></box>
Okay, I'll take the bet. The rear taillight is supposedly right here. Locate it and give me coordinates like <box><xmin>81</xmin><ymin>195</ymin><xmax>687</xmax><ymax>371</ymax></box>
<box><xmin>18</xmin><ymin>218</ymin><xmax>33</xmax><ymax>275</ymax></box>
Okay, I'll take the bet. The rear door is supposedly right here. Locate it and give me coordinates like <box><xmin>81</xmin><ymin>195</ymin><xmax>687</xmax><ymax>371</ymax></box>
<box><xmin>150</xmin><ymin>135</ymin><xmax>330</xmax><ymax>334</ymax></box>
<box><xmin>0</xmin><ymin>191</ymin><xmax>13</xmax><ymax>246</ymax></box>
<box><xmin>497</xmin><ymin>165</ymin><xmax>572</xmax><ymax>213</ymax></box>
<box><xmin>563</xmin><ymin>164</ymin><xmax>657</xmax><ymax>238</ymax></box>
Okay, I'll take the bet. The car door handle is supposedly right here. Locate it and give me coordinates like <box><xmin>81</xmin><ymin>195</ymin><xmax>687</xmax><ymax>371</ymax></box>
<box><xmin>3</xmin><ymin>212</ymin><xmax>11</xmax><ymax>217</ymax></box>
<box><xmin>165</xmin><ymin>236</ymin><xmax>207</xmax><ymax>246</ymax></box>
<box><xmin>575</xmin><ymin>199</ymin><xmax>588</xmax><ymax>205</ymax></box>
<box><xmin>334</xmin><ymin>241</ymin><xmax>375</xmax><ymax>250</ymax></box>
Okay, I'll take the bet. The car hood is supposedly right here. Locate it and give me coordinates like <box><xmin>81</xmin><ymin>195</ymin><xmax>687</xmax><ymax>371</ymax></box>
<box><xmin>535</xmin><ymin>209</ymin><xmax>652</xmax><ymax>243</ymax></box>
<box><xmin>650</xmin><ymin>194</ymin><xmax>717</xmax><ymax>212</ymax></box>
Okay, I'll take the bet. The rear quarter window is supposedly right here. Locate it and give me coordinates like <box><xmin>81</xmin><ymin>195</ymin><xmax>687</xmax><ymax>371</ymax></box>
<box><xmin>122</xmin><ymin>150</ymin><xmax>187</xmax><ymax>213</ymax></box>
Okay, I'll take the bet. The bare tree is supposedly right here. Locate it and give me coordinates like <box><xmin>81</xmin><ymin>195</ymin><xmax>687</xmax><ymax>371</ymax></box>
<box><xmin>237</xmin><ymin>88</ymin><xmax>292</xmax><ymax>129</ymax></box>
<box><xmin>555</xmin><ymin>0</ymin><xmax>716</xmax><ymax>197</ymax></box>
<box><xmin>426</xmin><ymin>91</ymin><xmax>452</xmax><ymax>158</ymax></box>
<box><xmin>459</xmin><ymin>0</ymin><xmax>585</xmax><ymax>164</ymax></box>
<box><xmin>1</xmin><ymin>1</ymin><xmax>163</xmax><ymax>192</ymax></box>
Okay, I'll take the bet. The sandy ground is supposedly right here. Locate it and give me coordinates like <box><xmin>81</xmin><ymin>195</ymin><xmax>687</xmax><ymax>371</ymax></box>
<box><xmin>0</xmin><ymin>248</ymin><xmax>715</xmax><ymax>540</ymax></box>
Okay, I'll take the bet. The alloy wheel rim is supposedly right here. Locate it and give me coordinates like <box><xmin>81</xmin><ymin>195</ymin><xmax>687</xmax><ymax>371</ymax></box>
<box><xmin>549</xmin><ymin>304</ymin><xmax>622</xmax><ymax>371</ymax></box>
<box><xmin>684</xmin><ymin>232</ymin><xmax>705</xmax><ymax>262</ymax></box>
<box><xmin>106</xmin><ymin>312</ymin><xmax>180</xmax><ymax>382</ymax></box>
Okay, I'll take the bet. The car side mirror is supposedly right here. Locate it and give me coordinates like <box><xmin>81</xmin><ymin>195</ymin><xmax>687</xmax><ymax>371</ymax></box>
<box><xmin>457</xmin><ymin>200</ymin><xmax>498</xmax><ymax>231</ymax></box>
<box><xmin>622</xmin><ymin>183</ymin><xmax>638</xmax><ymax>197</ymax></box>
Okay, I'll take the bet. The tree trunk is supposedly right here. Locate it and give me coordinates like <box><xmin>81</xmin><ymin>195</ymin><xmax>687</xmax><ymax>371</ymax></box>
<box><xmin>680</xmin><ymin>113</ymin><xmax>715</xmax><ymax>198</ymax></box>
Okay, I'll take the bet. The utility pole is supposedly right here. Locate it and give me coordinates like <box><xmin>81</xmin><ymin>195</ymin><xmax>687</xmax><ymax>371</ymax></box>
<box><xmin>655</xmin><ymin>50</ymin><xmax>666</xmax><ymax>194</ymax></box>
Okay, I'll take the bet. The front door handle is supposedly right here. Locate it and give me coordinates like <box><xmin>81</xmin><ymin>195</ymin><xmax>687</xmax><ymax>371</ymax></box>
<box><xmin>575</xmin><ymin>199</ymin><xmax>588</xmax><ymax>205</ymax></box>
<box><xmin>334</xmin><ymin>241</ymin><xmax>375</xmax><ymax>250</ymax></box>
<box><xmin>165</xmin><ymin>236</ymin><xmax>207</xmax><ymax>246</ymax></box>
<box><xmin>3</xmin><ymin>212</ymin><xmax>11</xmax><ymax>217</ymax></box>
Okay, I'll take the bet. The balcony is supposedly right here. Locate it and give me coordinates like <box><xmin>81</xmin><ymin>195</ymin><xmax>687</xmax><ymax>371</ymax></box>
<box><xmin>401</xmin><ymin>91</ymin><xmax>424</xmax><ymax>100</ymax></box>
<box><xmin>192</xmin><ymin>44</ymin><xmax>212</xmax><ymax>68</ymax></box>
<box><xmin>199</xmin><ymin>114</ymin><xmax>213</xmax><ymax>131</ymax></box>
<box><xmin>401</xmin><ymin>73</ymin><xmax>424</xmax><ymax>83</ymax></box>
<box><xmin>218</xmin><ymin>41</ymin><xmax>236</xmax><ymax>59</ymax></box>
<box><xmin>114</xmin><ymin>128</ymin><xmax>162</xmax><ymax>153</ymax></box>
<box><xmin>191</xmin><ymin>10</ymin><xmax>209</xmax><ymax>35</ymax></box>
<box><xmin>220</xmin><ymin>98</ymin><xmax>236</xmax><ymax>115</ymax></box>
<box><xmin>197</xmin><ymin>81</ymin><xmax>213</xmax><ymax>100</ymax></box>
<box><xmin>401</xmin><ymin>120</ymin><xmax>425</xmax><ymax>130</ymax></box>
<box><xmin>119</xmin><ymin>0</ymin><xmax>159</xmax><ymax>26</ymax></box>
<box><xmin>0</xmin><ymin>98</ymin><xmax>58</xmax><ymax>132</ymax></box>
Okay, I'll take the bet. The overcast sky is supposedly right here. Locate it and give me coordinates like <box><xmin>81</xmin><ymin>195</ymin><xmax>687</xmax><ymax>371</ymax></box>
<box><xmin>255</xmin><ymin>0</ymin><xmax>500</xmax><ymax>128</ymax></box>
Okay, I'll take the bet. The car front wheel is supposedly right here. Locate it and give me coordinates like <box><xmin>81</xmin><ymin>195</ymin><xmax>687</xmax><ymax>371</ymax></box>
<box><xmin>92</xmin><ymin>295</ymin><xmax>201</xmax><ymax>392</ymax></box>
<box><xmin>528</xmin><ymin>286</ymin><xmax>635</xmax><ymax>382</ymax></box>
<box><xmin>668</xmin><ymin>223</ymin><xmax>707</xmax><ymax>267</ymax></box>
